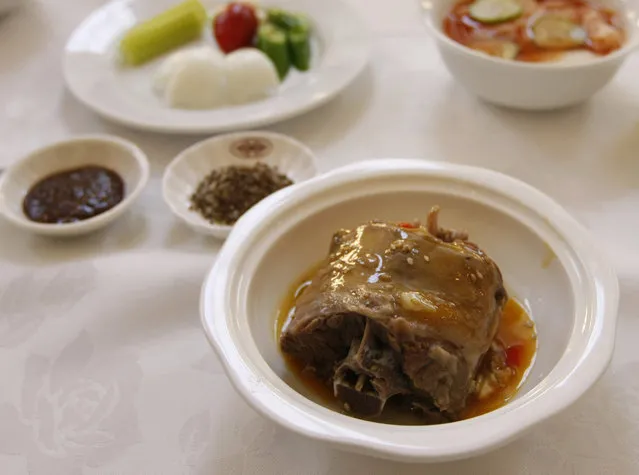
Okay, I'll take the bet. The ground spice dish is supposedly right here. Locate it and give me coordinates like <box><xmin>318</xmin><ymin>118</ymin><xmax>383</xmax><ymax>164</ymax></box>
<box><xmin>189</xmin><ymin>163</ymin><xmax>293</xmax><ymax>225</ymax></box>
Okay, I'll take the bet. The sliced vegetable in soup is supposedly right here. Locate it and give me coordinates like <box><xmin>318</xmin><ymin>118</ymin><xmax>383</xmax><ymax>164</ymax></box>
<box><xmin>444</xmin><ymin>0</ymin><xmax>625</xmax><ymax>62</ymax></box>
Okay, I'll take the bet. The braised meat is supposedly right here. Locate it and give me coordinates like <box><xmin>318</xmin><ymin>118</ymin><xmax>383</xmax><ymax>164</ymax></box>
<box><xmin>280</xmin><ymin>207</ymin><xmax>508</xmax><ymax>421</ymax></box>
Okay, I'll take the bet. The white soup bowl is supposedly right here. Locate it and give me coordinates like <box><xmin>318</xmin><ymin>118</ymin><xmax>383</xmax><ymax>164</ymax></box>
<box><xmin>422</xmin><ymin>0</ymin><xmax>639</xmax><ymax>110</ymax></box>
<box><xmin>201</xmin><ymin>159</ymin><xmax>618</xmax><ymax>462</ymax></box>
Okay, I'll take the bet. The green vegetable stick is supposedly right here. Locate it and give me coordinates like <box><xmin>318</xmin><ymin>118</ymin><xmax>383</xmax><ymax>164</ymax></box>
<box><xmin>267</xmin><ymin>8</ymin><xmax>310</xmax><ymax>32</ymax></box>
<box><xmin>119</xmin><ymin>0</ymin><xmax>207</xmax><ymax>66</ymax></box>
<box><xmin>288</xmin><ymin>29</ymin><xmax>311</xmax><ymax>71</ymax></box>
<box><xmin>257</xmin><ymin>23</ymin><xmax>291</xmax><ymax>80</ymax></box>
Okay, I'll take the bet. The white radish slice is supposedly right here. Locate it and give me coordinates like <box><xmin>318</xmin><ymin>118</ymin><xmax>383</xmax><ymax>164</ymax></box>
<box><xmin>225</xmin><ymin>48</ymin><xmax>280</xmax><ymax>105</ymax></box>
<box><xmin>164</xmin><ymin>52</ymin><xmax>227</xmax><ymax>109</ymax></box>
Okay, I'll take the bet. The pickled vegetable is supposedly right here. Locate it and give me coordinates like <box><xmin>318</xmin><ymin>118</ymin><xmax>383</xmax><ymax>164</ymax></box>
<box><xmin>531</xmin><ymin>14</ymin><xmax>586</xmax><ymax>49</ymax></box>
<box><xmin>119</xmin><ymin>0</ymin><xmax>207</xmax><ymax>66</ymax></box>
<box><xmin>257</xmin><ymin>23</ymin><xmax>291</xmax><ymax>79</ymax></box>
<box><xmin>267</xmin><ymin>8</ymin><xmax>311</xmax><ymax>33</ymax></box>
<box><xmin>288</xmin><ymin>29</ymin><xmax>311</xmax><ymax>70</ymax></box>
<box><xmin>264</xmin><ymin>8</ymin><xmax>312</xmax><ymax>72</ymax></box>
<box><xmin>469</xmin><ymin>0</ymin><xmax>523</xmax><ymax>24</ymax></box>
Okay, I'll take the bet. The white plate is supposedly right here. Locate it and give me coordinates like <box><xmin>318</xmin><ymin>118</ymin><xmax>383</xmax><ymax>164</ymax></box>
<box><xmin>163</xmin><ymin>131</ymin><xmax>317</xmax><ymax>239</ymax></box>
<box><xmin>63</xmin><ymin>0</ymin><xmax>371</xmax><ymax>134</ymax></box>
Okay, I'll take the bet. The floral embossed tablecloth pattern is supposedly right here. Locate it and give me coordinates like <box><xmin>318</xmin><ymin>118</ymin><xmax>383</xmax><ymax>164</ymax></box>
<box><xmin>1</xmin><ymin>0</ymin><xmax>639</xmax><ymax>474</ymax></box>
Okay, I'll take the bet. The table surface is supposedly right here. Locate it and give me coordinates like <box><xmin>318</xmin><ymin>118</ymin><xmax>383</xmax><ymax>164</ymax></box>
<box><xmin>1</xmin><ymin>0</ymin><xmax>639</xmax><ymax>474</ymax></box>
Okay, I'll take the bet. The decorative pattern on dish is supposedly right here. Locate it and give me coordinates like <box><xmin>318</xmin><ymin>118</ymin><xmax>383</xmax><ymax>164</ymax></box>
<box><xmin>229</xmin><ymin>137</ymin><xmax>274</xmax><ymax>159</ymax></box>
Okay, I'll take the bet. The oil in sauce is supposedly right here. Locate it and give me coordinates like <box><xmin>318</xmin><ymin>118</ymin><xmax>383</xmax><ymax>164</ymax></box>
<box><xmin>462</xmin><ymin>298</ymin><xmax>537</xmax><ymax>419</ymax></box>
<box><xmin>276</xmin><ymin>268</ymin><xmax>538</xmax><ymax>424</ymax></box>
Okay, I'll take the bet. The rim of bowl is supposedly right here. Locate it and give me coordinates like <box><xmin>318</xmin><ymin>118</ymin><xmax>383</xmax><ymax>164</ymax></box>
<box><xmin>0</xmin><ymin>134</ymin><xmax>150</xmax><ymax>235</ymax></box>
<box><xmin>162</xmin><ymin>131</ymin><xmax>318</xmax><ymax>236</ymax></box>
<box><xmin>421</xmin><ymin>0</ymin><xmax>639</xmax><ymax>70</ymax></box>
<box><xmin>201</xmin><ymin>159</ymin><xmax>619</xmax><ymax>462</ymax></box>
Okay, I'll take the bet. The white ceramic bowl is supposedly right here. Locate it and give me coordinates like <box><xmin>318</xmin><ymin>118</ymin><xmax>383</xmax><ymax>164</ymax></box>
<box><xmin>163</xmin><ymin>131</ymin><xmax>318</xmax><ymax>239</ymax></box>
<box><xmin>0</xmin><ymin>135</ymin><xmax>150</xmax><ymax>237</ymax></box>
<box><xmin>422</xmin><ymin>0</ymin><xmax>639</xmax><ymax>110</ymax></box>
<box><xmin>201</xmin><ymin>159</ymin><xmax>619</xmax><ymax>462</ymax></box>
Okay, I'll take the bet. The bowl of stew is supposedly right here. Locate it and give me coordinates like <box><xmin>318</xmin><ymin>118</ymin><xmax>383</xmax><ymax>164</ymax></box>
<box><xmin>421</xmin><ymin>0</ymin><xmax>639</xmax><ymax>109</ymax></box>
<box><xmin>200</xmin><ymin>159</ymin><xmax>619</xmax><ymax>462</ymax></box>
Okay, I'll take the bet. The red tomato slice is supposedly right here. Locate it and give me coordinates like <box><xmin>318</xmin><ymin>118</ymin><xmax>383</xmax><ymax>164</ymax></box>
<box><xmin>506</xmin><ymin>345</ymin><xmax>524</xmax><ymax>368</ymax></box>
<box><xmin>213</xmin><ymin>3</ymin><xmax>258</xmax><ymax>54</ymax></box>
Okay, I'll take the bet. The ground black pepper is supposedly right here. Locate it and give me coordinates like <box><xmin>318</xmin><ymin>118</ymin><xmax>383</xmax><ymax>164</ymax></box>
<box><xmin>189</xmin><ymin>163</ymin><xmax>293</xmax><ymax>225</ymax></box>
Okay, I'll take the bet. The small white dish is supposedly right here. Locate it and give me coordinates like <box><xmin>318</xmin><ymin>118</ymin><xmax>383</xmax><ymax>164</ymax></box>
<box><xmin>163</xmin><ymin>131</ymin><xmax>317</xmax><ymax>239</ymax></box>
<box><xmin>0</xmin><ymin>135</ymin><xmax>150</xmax><ymax>237</ymax></box>
<box><xmin>421</xmin><ymin>0</ymin><xmax>639</xmax><ymax>110</ymax></box>
<box><xmin>201</xmin><ymin>159</ymin><xmax>619</xmax><ymax>462</ymax></box>
<box><xmin>62</xmin><ymin>0</ymin><xmax>371</xmax><ymax>134</ymax></box>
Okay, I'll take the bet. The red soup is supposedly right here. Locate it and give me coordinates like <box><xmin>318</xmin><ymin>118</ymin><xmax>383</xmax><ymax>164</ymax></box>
<box><xmin>444</xmin><ymin>0</ymin><xmax>625</xmax><ymax>62</ymax></box>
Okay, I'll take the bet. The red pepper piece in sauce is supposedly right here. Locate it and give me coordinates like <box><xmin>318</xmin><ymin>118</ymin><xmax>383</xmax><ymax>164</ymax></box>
<box><xmin>506</xmin><ymin>345</ymin><xmax>524</xmax><ymax>368</ymax></box>
<box><xmin>398</xmin><ymin>222</ymin><xmax>418</xmax><ymax>229</ymax></box>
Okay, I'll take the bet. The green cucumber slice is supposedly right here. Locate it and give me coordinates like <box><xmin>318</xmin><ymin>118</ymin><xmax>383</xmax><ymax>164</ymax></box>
<box><xmin>530</xmin><ymin>14</ymin><xmax>586</xmax><ymax>49</ymax></box>
<box><xmin>470</xmin><ymin>40</ymin><xmax>520</xmax><ymax>60</ymax></box>
<box><xmin>469</xmin><ymin>0</ymin><xmax>523</xmax><ymax>24</ymax></box>
<box><xmin>267</xmin><ymin>8</ymin><xmax>311</xmax><ymax>33</ymax></box>
<box><xmin>257</xmin><ymin>23</ymin><xmax>291</xmax><ymax>80</ymax></box>
<box><xmin>289</xmin><ymin>29</ymin><xmax>311</xmax><ymax>71</ymax></box>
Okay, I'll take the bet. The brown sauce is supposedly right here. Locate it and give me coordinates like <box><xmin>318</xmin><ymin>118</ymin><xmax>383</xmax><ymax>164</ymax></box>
<box><xmin>462</xmin><ymin>298</ymin><xmax>537</xmax><ymax>418</ymax></box>
<box><xmin>444</xmin><ymin>0</ymin><xmax>625</xmax><ymax>63</ymax></box>
<box><xmin>276</xmin><ymin>267</ymin><xmax>537</xmax><ymax>424</ymax></box>
<box><xmin>23</xmin><ymin>166</ymin><xmax>125</xmax><ymax>224</ymax></box>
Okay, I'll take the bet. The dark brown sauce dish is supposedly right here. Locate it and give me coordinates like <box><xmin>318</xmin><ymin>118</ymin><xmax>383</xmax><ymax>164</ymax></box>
<box><xmin>23</xmin><ymin>165</ymin><xmax>125</xmax><ymax>224</ymax></box>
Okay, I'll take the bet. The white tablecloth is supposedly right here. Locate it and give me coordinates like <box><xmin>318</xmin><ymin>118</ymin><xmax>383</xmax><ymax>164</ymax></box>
<box><xmin>1</xmin><ymin>1</ymin><xmax>639</xmax><ymax>473</ymax></box>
